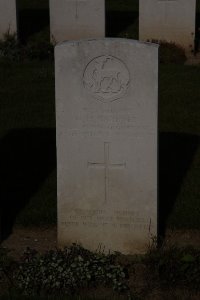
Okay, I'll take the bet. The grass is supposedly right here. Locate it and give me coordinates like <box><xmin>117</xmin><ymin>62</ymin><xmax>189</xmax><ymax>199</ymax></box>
<box><xmin>0</xmin><ymin>1</ymin><xmax>199</xmax><ymax>233</ymax></box>
<box><xmin>0</xmin><ymin>61</ymin><xmax>56</xmax><ymax>230</ymax></box>
<box><xmin>0</xmin><ymin>61</ymin><xmax>55</xmax><ymax>132</ymax></box>
<box><xmin>159</xmin><ymin>64</ymin><xmax>200</xmax><ymax>134</ymax></box>
<box><xmin>158</xmin><ymin>64</ymin><xmax>200</xmax><ymax>229</ymax></box>
<box><xmin>159</xmin><ymin>64</ymin><xmax>200</xmax><ymax>229</ymax></box>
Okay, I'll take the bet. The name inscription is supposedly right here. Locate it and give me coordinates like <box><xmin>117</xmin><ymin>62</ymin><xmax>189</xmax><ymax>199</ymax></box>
<box><xmin>66</xmin><ymin>107</ymin><xmax>154</xmax><ymax>138</ymax></box>
<box><xmin>61</xmin><ymin>209</ymin><xmax>152</xmax><ymax>232</ymax></box>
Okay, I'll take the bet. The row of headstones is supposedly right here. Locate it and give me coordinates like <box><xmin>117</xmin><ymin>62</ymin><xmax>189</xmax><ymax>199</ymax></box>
<box><xmin>0</xmin><ymin>0</ymin><xmax>197</xmax><ymax>54</ymax></box>
<box><xmin>0</xmin><ymin>0</ymin><xmax>105</xmax><ymax>41</ymax></box>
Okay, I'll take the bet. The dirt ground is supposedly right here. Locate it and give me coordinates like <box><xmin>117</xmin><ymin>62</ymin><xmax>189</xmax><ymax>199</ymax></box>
<box><xmin>1</xmin><ymin>226</ymin><xmax>57</xmax><ymax>259</ymax></box>
<box><xmin>1</xmin><ymin>226</ymin><xmax>200</xmax><ymax>259</ymax></box>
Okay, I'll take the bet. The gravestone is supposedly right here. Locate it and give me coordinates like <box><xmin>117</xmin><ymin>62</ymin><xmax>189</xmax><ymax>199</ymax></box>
<box><xmin>49</xmin><ymin>0</ymin><xmax>105</xmax><ymax>43</ymax></box>
<box><xmin>55</xmin><ymin>38</ymin><xmax>158</xmax><ymax>254</ymax></box>
<box><xmin>139</xmin><ymin>0</ymin><xmax>196</xmax><ymax>54</ymax></box>
<box><xmin>0</xmin><ymin>0</ymin><xmax>17</xmax><ymax>39</ymax></box>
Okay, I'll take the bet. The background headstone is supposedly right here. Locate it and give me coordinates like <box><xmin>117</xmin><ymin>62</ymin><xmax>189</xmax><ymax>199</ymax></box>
<box><xmin>139</xmin><ymin>0</ymin><xmax>196</xmax><ymax>55</ymax></box>
<box><xmin>49</xmin><ymin>0</ymin><xmax>105</xmax><ymax>43</ymax></box>
<box><xmin>55</xmin><ymin>38</ymin><xmax>158</xmax><ymax>254</ymax></box>
<box><xmin>0</xmin><ymin>0</ymin><xmax>17</xmax><ymax>39</ymax></box>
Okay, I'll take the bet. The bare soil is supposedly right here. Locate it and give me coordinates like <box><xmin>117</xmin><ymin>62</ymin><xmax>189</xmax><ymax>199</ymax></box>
<box><xmin>1</xmin><ymin>226</ymin><xmax>200</xmax><ymax>259</ymax></box>
<box><xmin>1</xmin><ymin>226</ymin><xmax>57</xmax><ymax>259</ymax></box>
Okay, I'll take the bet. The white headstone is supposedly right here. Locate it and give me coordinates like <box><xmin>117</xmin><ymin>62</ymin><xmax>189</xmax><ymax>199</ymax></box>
<box><xmin>55</xmin><ymin>38</ymin><xmax>158</xmax><ymax>254</ymax></box>
<box><xmin>0</xmin><ymin>0</ymin><xmax>17</xmax><ymax>39</ymax></box>
<box><xmin>49</xmin><ymin>0</ymin><xmax>105</xmax><ymax>43</ymax></box>
<box><xmin>139</xmin><ymin>0</ymin><xmax>196</xmax><ymax>54</ymax></box>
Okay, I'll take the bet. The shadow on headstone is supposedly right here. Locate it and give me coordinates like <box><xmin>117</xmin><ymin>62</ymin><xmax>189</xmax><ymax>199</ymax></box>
<box><xmin>159</xmin><ymin>132</ymin><xmax>199</xmax><ymax>237</ymax></box>
<box><xmin>0</xmin><ymin>128</ymin><xmax>56</xmax><ymax>242</ymax></box>
<box><xmin>106</xmin><ymin>11</ymin><xmax>138</xmax><ymax>37</ymax></box>
<box><xmin>18</xmin><ymin>9</ymin><xmax>50</xmax><ymax>43</ymax></box>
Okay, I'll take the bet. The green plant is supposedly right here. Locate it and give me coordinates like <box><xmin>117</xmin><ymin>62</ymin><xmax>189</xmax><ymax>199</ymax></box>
<box><xmin>0</xmin><ymin>31</ymin><xmax>22</xmax><ymax>61</ymax></box>
<box><xmin>13</xmin><ymin>245</ymin><xmax>129</xmax><ymax>296</ymax></box>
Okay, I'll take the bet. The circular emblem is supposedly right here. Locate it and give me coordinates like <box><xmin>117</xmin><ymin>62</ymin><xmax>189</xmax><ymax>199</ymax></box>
<box><xmin>83</xmin><ymin>55</ymin><xmax>130</xmax><ymax>102</ymax></box>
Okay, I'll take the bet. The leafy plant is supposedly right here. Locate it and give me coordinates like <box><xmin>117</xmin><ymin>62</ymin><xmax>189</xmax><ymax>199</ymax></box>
<box><xmin>13</xmin><ymin>244</ymin><xmax>129</xmax><ymax>296</ymax></box>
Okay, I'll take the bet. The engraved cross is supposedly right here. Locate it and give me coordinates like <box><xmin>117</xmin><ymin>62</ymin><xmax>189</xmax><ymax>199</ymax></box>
<box><xmin>75</xmin><ymin>0</ymin><xmax>86</xmax><ymax>19</ymax></box>
<box><xmin>88</xmin><ymin>142</ymin><xmax>126</xmax><ymax>203</ymax></box>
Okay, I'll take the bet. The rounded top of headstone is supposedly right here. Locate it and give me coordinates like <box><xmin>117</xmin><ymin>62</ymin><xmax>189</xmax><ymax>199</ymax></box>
<box><xmin>55</xmin><ymin>38</ymin><xmax>160</xmax><ymax>49</ymax></box>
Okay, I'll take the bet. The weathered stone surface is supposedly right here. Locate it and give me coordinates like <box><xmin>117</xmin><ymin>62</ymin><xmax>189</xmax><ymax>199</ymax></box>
<box><xmin>139</xmin><ymin>0</ymin><xmax>196</xmax><ymax>54</ymax></box>
<box><xmin>0</xmin><ymin>0</ymin><xmax>17</xmax><ymax>39</ymax></box>
<box><xmin>49</xmin><ymin>0</ymin><xmax>105</xmax><ymax>43</ymax></box>
<box><xmin>55</xmin><ymin>38</ymin><xmax>158</xmax><ymax>254</ymax></box>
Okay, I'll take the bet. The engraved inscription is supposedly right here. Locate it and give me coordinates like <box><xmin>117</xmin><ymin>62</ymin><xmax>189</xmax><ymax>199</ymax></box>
<box><xmin>83</xmin><ymin>55</ymin><xmax>130</xmax><ymax>102</ymax></box>
<box><xmin>61</xmin><ymin>209</ymin><xmax>152</xmax><ymax>232</ymax></box>
<box><xmin>88</xmin><ymin>142</ymin><xmax>126</xmax><ymax>203</ymax></box>
<box><xmin>75</xmin><ymin>108</ymin><xmax>136</xmax><ymax>130</ymax></box>
<box><xmin>66</xmin><ymin>107</ymin><xmax>155</xmax><ymax>138</ymax></box>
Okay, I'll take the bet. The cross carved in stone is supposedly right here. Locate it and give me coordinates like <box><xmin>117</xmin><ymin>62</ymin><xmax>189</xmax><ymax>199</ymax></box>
<box><xmin>75</xmin><ymin>0</ymin><xmax>86</xmax><ymax>19</ymax></box>
<box><xmin>88</xmin><ymin>142</ymin><xmax>126</xmax><ymax>203</ymax></box>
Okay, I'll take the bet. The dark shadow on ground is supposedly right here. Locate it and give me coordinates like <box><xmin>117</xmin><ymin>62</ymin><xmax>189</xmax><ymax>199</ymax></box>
<box><xmin>17</xmin><ymin>9</ymin><xmax>49</xmax><ymax>43</ymax></box>
<box><xmin>106</xmin><ymin>11</ymin><xmax>138</xmax><ymax>37</ymax></box>
<box><xmin>196</xmin><ymin>12</ymin><xmax>200</xmax><ymax>28</ymax></box>
<box><xmin>0</xmin><ymin>128</ymin><xmax>56</xmax><ymax>242</ymax></box>
<box><xmin>194</xmin><ymin>12</ymin><xmax>200</xmax><ymax>54</ymax></box>
<box><xmin>159</xmin><ymin>132</ymin><xmax>199</xmax><ymax>238</ymax></box>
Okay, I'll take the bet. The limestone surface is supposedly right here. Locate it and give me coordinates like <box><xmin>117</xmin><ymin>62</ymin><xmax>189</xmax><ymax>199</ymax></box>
<box><xmin>55</xmin><ymin>38</ymin><xmax>158</xmax><ymax>254</ymax></box>
<box><xmin>49</xmin><ymin>0</ymin><xmax>105</xmax><ymax>43</ymax></box>
<box><xmin>139</xmin><ymin>0</ymin><xmax>196</xmax><ymax>55</ymax></box>
<box><xmin>0</xmin><ymin>0</ymin><xmax>17</xmax><ymax>39</ymax></box>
